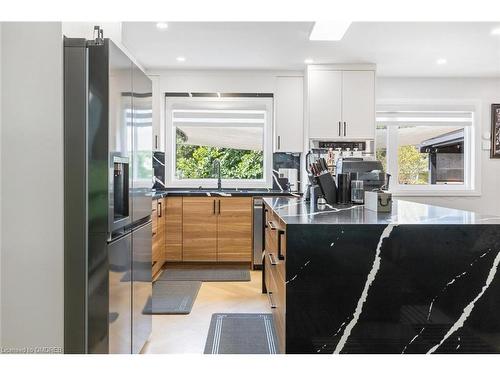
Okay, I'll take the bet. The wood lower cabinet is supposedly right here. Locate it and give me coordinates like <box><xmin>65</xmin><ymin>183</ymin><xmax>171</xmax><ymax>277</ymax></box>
<box><xmin>181</xmin><ymin>196</ymin><xmax>253</xmax><ymax>262</ymax></box>
<box><xmin>165</xmin><ymin>197</ymin><xmax>183</xmax><ymax>261</ymax></box>
<box><xmin>182</xmin><ymin>197</ymin><xmax>218</xmax><ymax>261</ymax></box>
<box><xmin>264</xmin><ymin>202</ymin><xmax>286</xmax><ymax>353</ymax></box>
<box><xmin>217</xmin><ymin>197</ymin><xmax>252</xmax><ymax>262</ymax></box>
<box><xmin>154</xmin><ymin>196</ymin><xmax>253</xmax><ymax>264</ymax></box>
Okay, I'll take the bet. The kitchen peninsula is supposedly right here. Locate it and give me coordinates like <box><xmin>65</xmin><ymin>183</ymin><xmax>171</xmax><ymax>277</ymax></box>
<box><xmin>263</xmin><ymin>197</ymin><xmax>500</xmax><ymax>354</ymax></box>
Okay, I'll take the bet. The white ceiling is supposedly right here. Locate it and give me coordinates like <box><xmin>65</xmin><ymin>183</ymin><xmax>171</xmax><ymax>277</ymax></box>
<box><xmin>121</xmin><ymin>22</ymin><xmax>500</xmax><ymax>77</ymax></box>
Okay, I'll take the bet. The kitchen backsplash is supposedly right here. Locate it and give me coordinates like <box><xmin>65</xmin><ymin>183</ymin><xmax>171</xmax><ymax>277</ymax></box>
<box><xmin>153</xmin><ymin>151</ymin><xmax>166</xmax><ymax>189</ymax></box>
<box><xmin>153</xmin><ymin>151</ymin><xmax>301</xmax><ymax>190</ymax></box>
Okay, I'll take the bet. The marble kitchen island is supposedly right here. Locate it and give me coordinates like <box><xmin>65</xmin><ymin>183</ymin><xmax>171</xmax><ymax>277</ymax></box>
<box><xmin>262</xmin><ymin>197</ymin><xmax>500</xmax><ymax>354</ymax></box>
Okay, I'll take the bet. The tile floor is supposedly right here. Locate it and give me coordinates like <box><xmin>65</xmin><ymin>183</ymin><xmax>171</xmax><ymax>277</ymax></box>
<box><xmin>142</xmin><ymin>270</ymin><xmax>270</xmax><ymax>353</ymax></box>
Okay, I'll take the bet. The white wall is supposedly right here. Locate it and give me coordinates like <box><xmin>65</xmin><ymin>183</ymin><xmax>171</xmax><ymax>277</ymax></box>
<box><xmin>0</xmin><ymin>22</ymin><xmax>64</xmax><ymax>352</ymax></box>
<box><xmin>377</xmin><ymin>77</ymin><xmax>500</xmax><ymax>216</ymax></box>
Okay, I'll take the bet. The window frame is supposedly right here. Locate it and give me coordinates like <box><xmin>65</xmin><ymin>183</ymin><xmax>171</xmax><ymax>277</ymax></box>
<box><xmin>376</xmin><ymin>100</ymin><xmax>482</xmax><ymax>197</ymax></box>
<box><xmin>165</xmin><ymin>96</ymin><xmax>273</xmax><ymax>189</ymax></box>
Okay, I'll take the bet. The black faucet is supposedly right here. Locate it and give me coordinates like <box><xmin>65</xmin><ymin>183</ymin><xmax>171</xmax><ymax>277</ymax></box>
<box><xmin>213</xmin><ymin>159</ymin><xmax>222</xmax><ymax>190</ymax></box>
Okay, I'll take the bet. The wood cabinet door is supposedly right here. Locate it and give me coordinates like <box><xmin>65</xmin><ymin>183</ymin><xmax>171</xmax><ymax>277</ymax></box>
<box><xmin>152</xmin><ymin>200</ymin><xmax>160</xmax><ymax>263</ymax></box>
<box><xmin>165</xmin><ymin>197</ymin><xmax>183</xmax><ymax>261</ymax></box>
<box><xmin>182</xmin><ymin>197</ymin><xmax>217</xmax><ymax>261</ymax></box>
<box><xmin>156</xmin><ymin>198</ymin><xmax>166</xmax><ymax>263</ymax></box>
<box><xmin>308</xmin><ymin>69</ymin><xmax>342</xmax><ymax>139</ymax></box>
<box><xmin>341</xmin><ymin>70</ymin><xmax>375</xmax><ymax>139</ymax></box>
<box><xmin>217</xmin><ymin>197</ymin><xmax>252</xmax><ymax>262</ymax></box>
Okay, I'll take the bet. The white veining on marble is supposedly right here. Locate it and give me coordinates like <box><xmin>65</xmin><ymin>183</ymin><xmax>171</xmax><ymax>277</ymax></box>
<box><xmin>330</xmin><ymin>230</ymin><xmax>345</xmax><ymax>247</ymax></box>
<box><xmin>272</xmin><ymin>169</ymin><xmax>284</xmax><ymax>191</ymax></box>
<box><xmin>333</xmin><ymin>224</ymin><xmax>396</xmax><ymax>354</ymax></box>
<box><xmin>427</xmin><ymin>249</ymin><xmax>492</xmax><ymax>320</ymax></box>
<box><xmin>280</xmin><ymin>204</ymin><xmax>360</xmax><ymax>218</ymax></box>
<box><xmin>456</xmin><ymin>336</ymin><xmax>461</xmax><ymax>350</ymax></box>
<box><xmin>427</xmin><ymin>249</ymin><xmax>500</xmax><ymax>354</ymax></box>
<box><xmin>401</xmin><ymin>249</ymin><xmax>493</xmax><ymax>353</ymax></box>
<box><xmin>286</xmin><ymin>260</ymin><xmax>311</xmax><ymax>284</ymax></box>
<box><xmin>317</xmin><ymin>321</ymin><xmax>348</xmax><ymax>353</ymax></box>
<box><xmin>401</xmin><ymin>327</ymin><xmax>425</xmax><ymax>354</ymax></box>
<box><xmin>273</xmin><ymin>200</ymin><xmax>304</xmax><ymax>211</ymax></box>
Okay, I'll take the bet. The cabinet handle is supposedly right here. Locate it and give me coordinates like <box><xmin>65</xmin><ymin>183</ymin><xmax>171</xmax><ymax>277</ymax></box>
<box><xmin>277</xmin><ymin>135</ymin><xmax>281</xmax><ymax>150</ymax></box>
<box><xmin>338</xmin><ymin>121</ymin><xmax>342</xmax><ymax>136</ymax></box>
<box><xmin>218</xmin><ymin>200</ymin><xmax>221</xmax><ymax>214</ymax></box>
<box><xmin>213</xmin><ymin>199</ymin><xmax>216</xmax><ymax>214</ymax></box>
<box><xmin>344</xmin><ymin>121</ymin><xmax>347</xmax><ymax>137</ymax></box>
<box><xmin>268</xmin><ymin>253</ymin><xmax>278</xmax><ymax>265</ymax></box>
<box><xmin>277</xmin><ymin>230</ymin><xmax>285</xmax><ymax>260</ymax></box>
<box><xmin>155</xmin><ymin>135</ymin><xmax>158</xmax><ymax>149</ymax></box>
<box><xmin>268</xmin><ymin>291</ymin><xmax>277</xmax><ymax>309</ymax></box>
<box><xmin>158</xmin><ymin>201</ymin><xmax>162</xmax><ymax>218</ymax></box>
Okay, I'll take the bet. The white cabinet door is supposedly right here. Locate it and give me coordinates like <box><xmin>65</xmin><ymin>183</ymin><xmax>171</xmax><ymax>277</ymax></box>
<box><xmin>308</xmin><ymin>70</ymin><xmax>342</xmax><ymax>139</ymax></box>
<box><xmin>341</xmin><ymin>70</ymin><xmax>375</xmax><ymax>139</ymax></box>
<box><xmin>275</xmin><ymin>76</ymin><xmax>304</xmax><ymax>153</ymax></box>
<box><xmin>149</xmin><ymin>75</ymin><xmax>163</xmax><ymax>151</ymax></box>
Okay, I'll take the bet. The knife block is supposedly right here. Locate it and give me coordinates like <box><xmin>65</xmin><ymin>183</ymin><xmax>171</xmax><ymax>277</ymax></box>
<box><xmin>316</xmin><ymin>173</ymin><xmax>337</xmax><ymax>205</ymax></box>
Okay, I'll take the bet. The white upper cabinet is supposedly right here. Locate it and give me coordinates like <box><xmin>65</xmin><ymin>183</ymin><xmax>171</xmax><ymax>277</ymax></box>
<box><xmin>341</xmin><ymin>70</ymin><xmax>375</xmax><ymax>139</ymax></box>
<box><xmin>308</xmin><ymin>70</ymin><xmax>342</xmax><ymax>139</ymax></box>
<box><xmin>274</xmin><ymin>76</ymin><xmax>304</xmax><ymax>153</ymax></box>
<box><xmin>307</xmin><ymin>66</ymin><xmax>375</xmax><ymax>140</ymax></box>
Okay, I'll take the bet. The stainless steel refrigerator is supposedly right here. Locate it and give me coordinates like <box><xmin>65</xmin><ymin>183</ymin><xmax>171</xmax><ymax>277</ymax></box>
<box><xmin>64</xmin><ymin>36</ymin><xmax>152</xmax><ymax>354</ymax></box>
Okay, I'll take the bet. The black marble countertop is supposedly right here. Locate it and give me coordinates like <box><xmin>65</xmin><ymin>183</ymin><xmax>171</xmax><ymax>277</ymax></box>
<box><xmin>264</xmin><ymin>196</ymin><xmax>500</xmax><ymax>225</ymax></box>
<box><xmin>152</xmin><ymin>188</ymin><xmax>300</xmax><ymax>199</ymax></box>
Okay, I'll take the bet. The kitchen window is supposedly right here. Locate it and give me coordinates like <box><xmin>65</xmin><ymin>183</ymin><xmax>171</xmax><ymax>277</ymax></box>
<box><xmin>376</xmin><ymin>104</ymin><xmax>478</xmax><ymax>195</ymax></box>
<box><xmin>165</xmin><ymin>95</ymin><xmax>273</xmax><ymax>188</ymax></box>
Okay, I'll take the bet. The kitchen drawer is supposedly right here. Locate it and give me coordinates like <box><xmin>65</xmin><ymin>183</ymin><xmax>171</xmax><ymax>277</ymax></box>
<box><xmin>264</xmin><ymin>225</ymin><xmax>286</xmax><ymax>282</ymax></box>
<box><xmin>265</xmin><ymin>252</ymin><xmax>286</xmax><ymax>353</ymax></box>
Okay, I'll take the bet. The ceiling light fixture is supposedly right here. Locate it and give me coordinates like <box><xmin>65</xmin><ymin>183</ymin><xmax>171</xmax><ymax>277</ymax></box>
<box><xmin>491</xmin><ymin>27</ymin><xmax>500</xmax><ymax>35</ymax></box>
<box><xmin>156</xmin><ymin>22</ymin><xmax>168</xmax><ymax>30</ymax></box>
<box><xmin>304</xmin><ymin>58</ymin><xmax>314</xmax><ymax>64</ymax></box>
<box><xmin>436</xmin><ymin>58</ymin><xmax>447</xmax><ymax>65</ymax></box>
<box><xmin>176</xmin><ymin>56</ymin><xmax>186</xmax><ymax>62</ymax></box>
<box><xmin>309</xmin><ymin>21</ymin><xmax>352</xmax><ymax>41</ymax></box>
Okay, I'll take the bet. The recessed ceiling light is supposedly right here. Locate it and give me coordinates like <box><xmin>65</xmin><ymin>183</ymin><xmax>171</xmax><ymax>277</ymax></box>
<box><xmin>156</xmin><ymin>22</ymin><xmax>168</xmax><ymax>30</ymax></box>
<box><xmin>436</xmin><ymin>58</ymin><xmax>447</xmax><ymax>65</ymax></box>
<box><xmin>176</xmin><ymin>56</ymin><xmax>186</xmax><ymax>62</ymax></box>
<box><xmin>491</xmin><ymin>27</ymin><xmax>500</xmax><ymax>35</ymax></box>
<box><xmin>304</xmin><ymin>58</ymin><xmax>314</xmax><ymax>64</ymax></box>
<box><xmin>309</xmin><ymin>21</ymin><xmax>352</xmax><ymax>41</ymax></box>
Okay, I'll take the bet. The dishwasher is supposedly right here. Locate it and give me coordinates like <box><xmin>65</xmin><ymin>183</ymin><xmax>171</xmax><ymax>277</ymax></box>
<box><xmin>253</xmin><ymin>198</ymin><xmax>264</xmax><ymax>270</ymax></box>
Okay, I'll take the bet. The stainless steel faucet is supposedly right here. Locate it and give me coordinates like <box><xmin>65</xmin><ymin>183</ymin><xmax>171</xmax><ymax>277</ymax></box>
<box><xmin>213</xmin><ymin>159</ymin><xmax>222</xmax><ymax>190</ymax></box>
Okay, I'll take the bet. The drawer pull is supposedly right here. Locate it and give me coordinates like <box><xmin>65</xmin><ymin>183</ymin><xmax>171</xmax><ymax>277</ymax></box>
<box><xmin>268</xmin><ymin>291</ymin><xmax>277</xmax><ymax>309</ymax></box>
<box><xmin>268</xmin><ymin>253</ymin><xmax>278</xmax><ymax>266</ymax></box>
<box><xmin>277</xmin><ymin>229</ymin><xmax>285</xmax><ymax>261</ymax></box>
